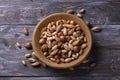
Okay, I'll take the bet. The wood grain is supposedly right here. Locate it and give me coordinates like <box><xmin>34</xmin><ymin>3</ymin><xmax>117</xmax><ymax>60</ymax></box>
<box><xmin>0</xmin><ymin>0</ymin><xmax>120</xmax><ymax>79</ymax></box>
<box><xmin>0</xmin><ymin>25</ymin><xmax>120</xmax><ymax>76</ymax></box>
<box><xmin>0</xmin><ymin>77</ymin><xmax>120</xmax><ymax>80</ymax></box>
<box><xmin>0</xmin><ymin>2</ymin><xmax>119</xmax><ymax>24</ymax></box>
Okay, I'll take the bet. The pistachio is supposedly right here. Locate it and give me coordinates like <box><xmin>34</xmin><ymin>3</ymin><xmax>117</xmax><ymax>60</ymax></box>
<box><xmin>23</xmin><ymin>27</ymin><xmax>29</xmax><ymax>36</ymax></box>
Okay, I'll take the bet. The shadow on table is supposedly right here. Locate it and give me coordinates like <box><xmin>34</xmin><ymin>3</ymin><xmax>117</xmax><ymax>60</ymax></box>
<box><xmin>44</xmin><ymin>42</ymin><xmax>101</xmax><ymax>76</ymax></box>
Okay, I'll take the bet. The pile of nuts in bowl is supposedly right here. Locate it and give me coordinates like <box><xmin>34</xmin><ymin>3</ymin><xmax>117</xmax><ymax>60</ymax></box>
<box><xmin>39</xmin><ymin>19</ymin><xmax>87</xmax><ymax>64</ymax></box>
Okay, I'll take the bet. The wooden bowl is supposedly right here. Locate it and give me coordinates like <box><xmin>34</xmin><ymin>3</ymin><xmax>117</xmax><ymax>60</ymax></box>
<box><xmin>32</xmin><ymin>13</ymin><xmax>92</xmax><ymax>69</ymax></box>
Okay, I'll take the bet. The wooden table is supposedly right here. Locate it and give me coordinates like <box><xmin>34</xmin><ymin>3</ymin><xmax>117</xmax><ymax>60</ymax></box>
<box><xmin>0</xmin><ymin>0</ymin><xmax>120</xmax><ymax>80</ymax></box>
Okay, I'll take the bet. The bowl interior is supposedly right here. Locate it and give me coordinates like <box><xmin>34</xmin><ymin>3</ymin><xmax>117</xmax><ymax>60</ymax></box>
<box><xmin>32</xmin><ymin>13</ymin><xmax>92</xmax><ymax>69</ymax></box>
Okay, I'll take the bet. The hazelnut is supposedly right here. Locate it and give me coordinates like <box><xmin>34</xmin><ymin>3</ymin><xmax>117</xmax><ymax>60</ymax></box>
<box><xmin>60</xmin><ymin>35</ymin><xmax>66</xmax><ymax>42</ymax></box>
<box><xmin>41</xmin><ymin>44</ymin><xmax>48</xmax><ymax>52</ymax></box>
<box><xmin>39</xmin><ymin>39</ymin><xmax>46</xmax><ymax>45</ymax></box>
<box><xmin>73</xmin><ymin>46</ymin><xmax>80</xmax><ymax>53</ymax></box>
<box><xmin>24</xmin><ymin>42</ymin><xmax>32</xmax><ymax>50</ymax></box>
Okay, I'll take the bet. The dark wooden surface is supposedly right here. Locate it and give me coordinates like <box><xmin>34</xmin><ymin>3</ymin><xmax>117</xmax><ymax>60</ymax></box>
<box><xmin>0</xmin><ymin>0</ymin><xmax>120</xmax><ymax>80</ymax></box>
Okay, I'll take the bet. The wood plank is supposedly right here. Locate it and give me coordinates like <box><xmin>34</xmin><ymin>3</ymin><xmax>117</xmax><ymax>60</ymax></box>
<box><xmin>0</xmin><ymin>25</ymin><xmax>120</xmax><ymax>76</ymax></box>
<box><xmin>0</xmin><ymin>2</ymin><xmax>119</xmax><ymax>24</ymax></box>
<box><xmin>1</xmin><ymin>77</ymin><xmax>120</xmax><ymax>80</ymax></box>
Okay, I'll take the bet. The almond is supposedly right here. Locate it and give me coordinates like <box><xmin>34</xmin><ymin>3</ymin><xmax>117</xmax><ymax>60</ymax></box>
<box><xmin>50</xmin><ymin>49</ymin><xmax>58</xmax><ymax>56</ymax></box>
<box><xmin>68</xmin><ymin>28</ymin><xmax>74</xmax><ymax>35</ymax></box>
<box><xmin>28</xmin><ymin>58</ymin><xmax>36</xmax><ymax>63</ymax></box>
<box><xmin>23</xmin><ymin>27</ymin><xmax>29</xmax><ymax>36</ymax></box>
<box><xmin>31</xmin><ymin>62</ymin><xmax>41</xmax><ymax>67</ymax></box>
<box><xmin>22</xmin><ymin>60</ymin><xmax>27</xmax><ymax>66</ymax></box>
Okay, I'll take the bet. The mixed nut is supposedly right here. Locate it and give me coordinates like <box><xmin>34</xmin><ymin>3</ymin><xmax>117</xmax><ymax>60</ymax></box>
<box><xmin>19</xmin><ymin>8</ymin><xmax>101</xmax><ymax>69</ymax></box>
<box><xmin>39</xmin><ymin>19</ymin><xmax>88</xmax><ymax>63</ymax></box>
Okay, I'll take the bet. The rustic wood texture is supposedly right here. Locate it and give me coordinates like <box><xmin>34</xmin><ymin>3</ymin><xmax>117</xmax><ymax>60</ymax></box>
<box><xmin>0</xmin><ymin>0</ymin><xmax>120</xmax><ymax>79</ymax></box>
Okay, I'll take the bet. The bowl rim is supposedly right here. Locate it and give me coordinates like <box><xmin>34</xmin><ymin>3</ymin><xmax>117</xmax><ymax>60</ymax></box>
<box><xmin>32</xmin><ymin>13</ymin><xmax>92</xmax><ymax>69</ymax></box>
